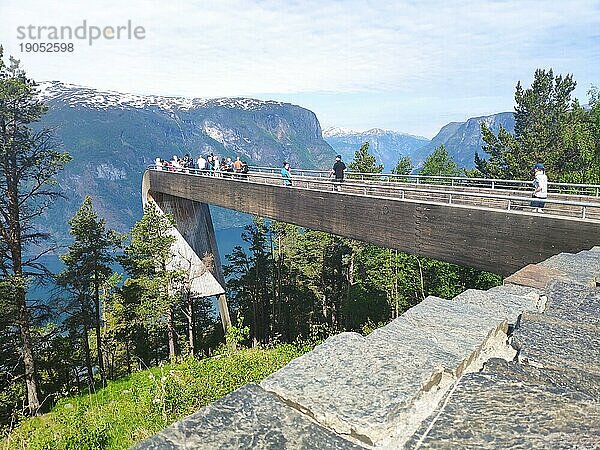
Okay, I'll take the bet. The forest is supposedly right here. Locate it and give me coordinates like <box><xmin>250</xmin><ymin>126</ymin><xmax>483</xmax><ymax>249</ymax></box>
<box><xmin>1</xmin><ymin>42</ymin><xmax>599</xmax><ymax>449</ymax></box>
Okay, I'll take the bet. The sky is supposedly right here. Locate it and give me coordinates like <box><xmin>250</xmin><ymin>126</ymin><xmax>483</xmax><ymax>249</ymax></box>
<box><xmin>0</xmin><ymin>0</ymin><xmax>599</xmax><ymax>138</ymax></box>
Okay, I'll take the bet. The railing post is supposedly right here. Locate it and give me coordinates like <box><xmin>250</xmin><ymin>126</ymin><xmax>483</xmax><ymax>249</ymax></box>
<box><xmin>582</xmin><ymin>206</ymin><xmax>587</xmax><ymax>219</ymax></box>
<box><xmin>507</xmin><ymin>200</ymin><xmax>511</xmax><ymax>211</ymax></box>
<box><xmin>491</xmin><ymin>181</ymin><xmax>495</xmax><ymax>190</ymax></box>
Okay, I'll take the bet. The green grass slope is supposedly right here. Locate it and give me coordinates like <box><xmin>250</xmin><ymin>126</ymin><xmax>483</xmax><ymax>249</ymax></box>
<box><xmin>3</xmin><ymin>344</ymin><xmax>308</xmax><ymax>450</ymax></box>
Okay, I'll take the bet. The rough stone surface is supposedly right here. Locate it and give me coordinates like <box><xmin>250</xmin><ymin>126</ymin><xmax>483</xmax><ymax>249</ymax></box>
<box><xmin>452</xmin><ymin>287</ymin><xmax>540</xmax><ymax>325</ymax></box>
<box><xmin>261</xmin><ymin>296</ymin><xmax>512</xmax><ymax>447</ymax></box>
<box><xmin>543</xmin><ymin>279</ymin><xmax>600</xmax><ymax>326</ymax></box>
<box><xmin>512</xmin><ymin>311</ymin><xmax>600</xmax><ymax>376</ymax></box>
<box><xmin>503</xmin><ymin>263</ymin><xmax>567</xmax><ymax>289</ymax></box>
<box><xmin>538</xmin><ymin>251</ymin><xmax>600</xmax><ymax>287</ymax></box>
<box><xmin>407</xmin><ymin>359</ymin><xmax>600</xmax><ymax>449</ymax></box>
<box><xmin>133</xmin><ymin>383</ymin><xmax>364</xmax><ymax>450</ymax></box>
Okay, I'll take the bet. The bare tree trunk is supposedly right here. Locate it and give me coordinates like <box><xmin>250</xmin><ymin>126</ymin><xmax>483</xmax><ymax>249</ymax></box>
<box><xmin>416</xmin><ymin>257</ymin><xmax>426</xmax><ymax>301</ymax></box>
<box><xmin>8</xmin><ymin>175</ymin><xmax>40</xmax><ymax>414</ymax></box>
<box><xmin>125</xmin><ymin>342</ymin><xmax>132</xmax><ymax>375</ymax></box>
<box><xmin>82</xmin><ymin>322</ymin><xmax>94</xmax><ymax>384</ymax></box>
<box><xmin>16</xmin><ymin>284</ymin><xmax>40</xmax><ymax>414</ymax></box>
<box><xmin>186</xmin><ymin>293</ymin><xmax>195</xmax><ymax>356</ymax></box>
<box><xmin>93</xmin><ymin>265</ymin><xmax>106</xmax><ymax>384</ymax></box>
<box><xmin>166</xmin><ymin>306</ymin><xmax>177</xmax><ymax>360</ymax></box>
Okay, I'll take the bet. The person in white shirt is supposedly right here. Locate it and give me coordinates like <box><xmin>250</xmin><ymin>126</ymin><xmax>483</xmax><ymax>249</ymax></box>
<box><xmin>197</xmin><ymin>155</ymin><xmax>207</xmax><ymax>171</ymax></box>
<box><xmin>531</xmin><ymin>163</ymin><xmax>548</xmax><ymax>212</ymax></box>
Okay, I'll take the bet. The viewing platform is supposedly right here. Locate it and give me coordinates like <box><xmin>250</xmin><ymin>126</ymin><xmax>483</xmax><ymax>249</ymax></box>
<box><xmin>142</xmin><ymin>167</ymin><xmax>600</xmax><ymax>275</ymax></box>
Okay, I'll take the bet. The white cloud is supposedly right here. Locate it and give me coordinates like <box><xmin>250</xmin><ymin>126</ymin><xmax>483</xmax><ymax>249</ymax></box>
<box><xmin>0</xmin><ymin>0</ymin><xmax>598</xmax><ymax>135</ymax></box>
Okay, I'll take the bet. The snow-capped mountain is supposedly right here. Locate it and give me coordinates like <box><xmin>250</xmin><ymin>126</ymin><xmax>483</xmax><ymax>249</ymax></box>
<box><xmin>322</xmin><ymin>126</ymin><xmax>431</xmax><ymax>171</ymax></box>
<box><xmin>38</xmin><ymin>81</ymin><xmax>287</xmax><ymax>112</ymax></box>
<box><xmin>35</xmin><ymin>81</ymin><xmax>335</xmax><ymax>244</ymax></box>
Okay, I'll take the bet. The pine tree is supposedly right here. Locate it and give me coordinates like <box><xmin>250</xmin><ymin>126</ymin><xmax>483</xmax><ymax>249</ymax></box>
<box><xmin>477</xmin><ymin>68</ymin><xmax>580</xmax><ymax>180</ymax></box>
<box><xmin>419</xmin><ymin>145</ymin><xmax>462</xmax><ymax>177</ymax></box>
<box><xmin>391</xmin><ymin>156</ymin><xmax>413</xmax><ymax>182</ymax></box>
<box><xmin>348</xmin><ymin>142</ymin><xmax>383</xmax><ymax>178</ymax></box>
<box><xmin>119</xmin><ymin>202</ymin><xmax>182</xmax><ymax>360</ymax></box>
<box><xmin>0</xmin><ymin>48</ymin><xmax>70</xmax><ymax>414</ymax></box>
<box><xmin>58</xmin><ymin>196</ymin><xmax>121</xmax><ymax>384</ymax></box>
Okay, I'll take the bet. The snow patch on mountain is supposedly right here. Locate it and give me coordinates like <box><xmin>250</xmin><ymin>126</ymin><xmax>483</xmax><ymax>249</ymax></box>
<box><xmin>36</xmin><ymin>81</ymin><xmax>286</xmax><ymax>112</ymax></box>
<box><xmin>322</xmin><ymin>126</ymin><xmax>428</xmax><ymax>141</ymax></box>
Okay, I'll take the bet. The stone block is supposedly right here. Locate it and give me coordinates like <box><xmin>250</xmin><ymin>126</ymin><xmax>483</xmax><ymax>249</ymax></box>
<box><xmin>133</xmin><ymin>383</ymin><xmax>364</xmax><ymax>450</ymax></box>
<box><xmin>503</xmin><ymin>263</ymin><xmax>566</xmax><ymax>289</ymax></box>
<box><xmin>538</xmin><ymin>251</ymin><xmax>600</xmax><ymax>287</ymax></box>
<box><xmin>543</xmin><ymin>280</ymin><xmax>600</xmax><ymax>326</ymax></box>
<box><xmin>407</xmin><ymin>359</ymin><xmax>600</xmax><ymax>449</ymax></box>
<box><xmin>512</xmin><ymin>311</ymin><xmax>600</xmax><ymax>376</ymax></box>
<box><xmin>261</xmin><ymin>296</ymin><xmax>509</xmax><ymax>447</ymax></box>
<box><xmin>453</xmin><ymin>286</ymin><xmax>540</xmax><ymax>325</ymax></box>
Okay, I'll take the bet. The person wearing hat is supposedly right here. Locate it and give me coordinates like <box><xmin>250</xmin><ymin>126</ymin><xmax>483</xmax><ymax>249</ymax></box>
<box><xmin>531</xmin><ymin>163</ymin><xmax>548</xmax><ymax>212</ymax></box>
<box><xmin>329</xmin><ymin>155</ymin><xmax>347</xmax><ymax>191</ymax></box>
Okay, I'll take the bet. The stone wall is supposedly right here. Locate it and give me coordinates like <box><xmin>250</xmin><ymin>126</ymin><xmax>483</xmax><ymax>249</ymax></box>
<box><xmin>135</xmin><ymin>247</ymin><xmax>600</xmax><ymax>449</ymax></box>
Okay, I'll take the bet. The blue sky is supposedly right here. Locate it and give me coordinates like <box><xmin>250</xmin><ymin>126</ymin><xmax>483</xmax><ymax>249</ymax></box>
<box><xmin>1</xmin><ymin>0</ymin><xmax>598</xmax><ymax>137</ymax></box>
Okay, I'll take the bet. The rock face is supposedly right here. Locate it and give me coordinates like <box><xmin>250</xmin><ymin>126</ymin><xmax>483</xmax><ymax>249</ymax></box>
<box><xmin>132</xmin><ymin>383</ymin><xmax>365</xmax><ymax>450</ymax></box>
<box><xmin>419</xmin><ymin>112</ymin><xmax>515</xmax><ymax>169</ymax></box>
<box><xmin>35</xmin><ymin>81</ymin><xmax>335</xmax><ymax>244</ymax></box>
<box><xmin>135</xmin><ymin>248</ymin><xmax>600</xmax><ymax>449</ymax></box>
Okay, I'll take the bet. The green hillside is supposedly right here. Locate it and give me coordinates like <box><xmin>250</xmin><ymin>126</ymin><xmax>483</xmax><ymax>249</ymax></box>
<box><xmin>2</xmin><ymin>344</ymin><xmax>309</xmax><ymax>450</ymax></box>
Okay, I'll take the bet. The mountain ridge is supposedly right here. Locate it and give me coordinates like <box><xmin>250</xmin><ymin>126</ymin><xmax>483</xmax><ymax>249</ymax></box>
<box><xmin>34</xmin><ymin>81</ymin><xmax>335</xmax><ymax>244</ymax></box>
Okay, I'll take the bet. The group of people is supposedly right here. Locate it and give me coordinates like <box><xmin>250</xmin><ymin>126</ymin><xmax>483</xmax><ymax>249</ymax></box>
<box><xmin>155</xmin><ymin>153</ymin><xmax>249</xmax><ymax>177</ymax></box>
<box><xmin>154</xmin><ymin>154</ymin><xmax>548</xmax><ymax>213</ymax></box>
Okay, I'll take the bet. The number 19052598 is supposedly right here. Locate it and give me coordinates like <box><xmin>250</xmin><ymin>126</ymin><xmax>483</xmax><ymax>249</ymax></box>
<box><xmin>20</xmin><ymin>42</ymin><xmax>74</xmax><ymax>52</ymax></box>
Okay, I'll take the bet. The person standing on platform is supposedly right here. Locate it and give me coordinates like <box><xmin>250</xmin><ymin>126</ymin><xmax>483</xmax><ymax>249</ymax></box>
<box><xmin>281</xmin><ymin>162</ymin><xmax>292</xmax><ymax>186</ymax></box>
<box><xmin>233</xmin><ymin>156</ymin><xmax>243</xmax><ymax>172</ymax></box>
<box><xmin>531</xmin><ymin>163</ymin><xmax>548</xmax><ymax>212</ymax></box>
<box><xmin>197</xmin><ymin>154</ymin><xmax>207</xmax><ymax>172</ymax></box>
<box><xmin>329</xmin><ymin>155</ymin><xmax>346</xmax><ymax>191</ymax></box>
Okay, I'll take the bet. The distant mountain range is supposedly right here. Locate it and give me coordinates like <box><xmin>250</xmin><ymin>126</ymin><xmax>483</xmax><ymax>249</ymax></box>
<box><xmin>34</xmin><ymin>81</ymin><xmax>517</xmax><ymax>246</ymax></box>
<box><xmin>322</xmin><ymin>127</ymin><xmax>430</xmax><ymax>171</ymax></box>
<box><xmin>322</xmin><ymin>112</ymin><xmax>515</xmax><ymax>172</ymax></box>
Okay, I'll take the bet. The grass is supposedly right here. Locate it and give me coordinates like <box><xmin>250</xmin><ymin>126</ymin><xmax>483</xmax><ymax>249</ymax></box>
<box><xmin>2</xmin><ymin>343</ymin><xmax>310</xmax><ymax>450</ymax></box>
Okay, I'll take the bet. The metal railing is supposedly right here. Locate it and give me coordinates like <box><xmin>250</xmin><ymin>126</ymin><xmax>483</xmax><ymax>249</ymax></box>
<box><xmin>247</xmin><ymin>165</ymin><xmax>600</xmax><ymax>197</ymax></box>
<box><xmin>147</xmin><ymin>166</ymin><xmax>600</xmax><ymax>221</ymax></box>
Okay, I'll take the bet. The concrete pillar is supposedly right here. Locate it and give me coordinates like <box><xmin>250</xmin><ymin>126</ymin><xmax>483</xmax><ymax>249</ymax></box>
<box><xmin>142</xmin><ymin>172</ymin><xmax>232</xmax><ymax>332</ymax></box>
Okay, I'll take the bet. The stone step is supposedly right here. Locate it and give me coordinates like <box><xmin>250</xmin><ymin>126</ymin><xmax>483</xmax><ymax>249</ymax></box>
<box><xmin>502</xmin><ymin>263</ymin><xmax>567</xmax><ymax>290</ymax></box>
<box><xmin>512</xmin><ymin>311</ymin><xmax>600</xmax><ymax>376</ymax></box>
<box><xmin>132</xmin><ymin>383</ymin><xmax>365</xmax><ymax>450</ymax></box>
<box><xmin>452</xmin><ymin>285</ymin><xmax>541</xmax><ymax>325</ymax></box>
<box><xmin>543</xmin><ymin>280</ymin><xmax>600</xmax><ymax>326</ymax></box>
<box><xmin>406</xmin><ymin>359</ymin><xmax>600</xmax><ymax>449</ymax></box>
<box><xmin>261</xmin><ymin>296</ymin><xmax>511</xmax><ymax>448</ymax></box>
<box><xmin>538</xmin><ymin>251</ymin><xmax>600</xmax><ymax>287</ymax></box>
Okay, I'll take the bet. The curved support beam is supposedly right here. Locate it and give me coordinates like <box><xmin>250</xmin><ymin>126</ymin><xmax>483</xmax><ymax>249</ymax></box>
<box><xmin>142</xmin><ymin>171</ymin><xmax>232</xmax><ymax>332</ymax></box>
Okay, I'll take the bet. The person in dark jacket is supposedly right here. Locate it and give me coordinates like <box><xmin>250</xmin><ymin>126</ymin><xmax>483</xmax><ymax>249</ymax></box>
<box><xmin>329</xmin><ymin>155</ymin><xmax>346</xmax><ymax>190</ymax></box>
